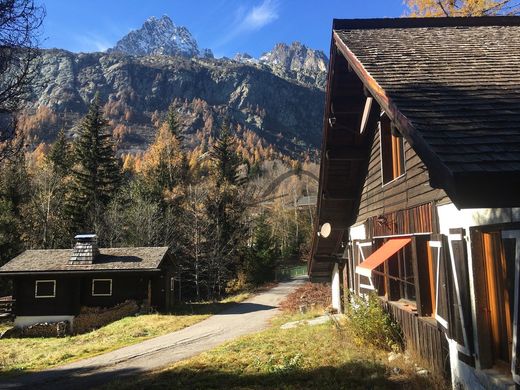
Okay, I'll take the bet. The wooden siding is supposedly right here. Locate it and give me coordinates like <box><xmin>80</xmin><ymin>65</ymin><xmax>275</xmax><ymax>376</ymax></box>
<box><xmin>356</xmin><ymin>129</ymin><xmax>448</xmax><ymax>224</ymax></box>
<box><xmin>365</xmin><ymin>203</ymin><xmax>439</xmax><ymax>238</ymax></box>
<box><xmin>14</xmin><ymin>277</ymin><xmax>80</xmax><ymax>316</ymax></box>
<box><xmin>383</xmin><ymin>300</ymin><xmax>450</xmax><ymax>376</ymax></box>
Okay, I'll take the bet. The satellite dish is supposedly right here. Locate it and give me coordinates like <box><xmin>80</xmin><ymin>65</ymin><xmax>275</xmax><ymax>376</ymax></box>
<box><xmin>320</xmin><ymin>223</ymin><xmax>332</xmax><ymax>238</ymax></box>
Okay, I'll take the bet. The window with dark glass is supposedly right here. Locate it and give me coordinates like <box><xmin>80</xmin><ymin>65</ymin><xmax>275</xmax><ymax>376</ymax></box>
<box><xmin>380</xmin><ymin>115</ymin><xmax>405</xmax><ymax>184</ymax></box>
<box><xmin>92</xmin><ymin>279</ymin><xmax>112</xmax><ymax>296</ymax></box>
<box><xmin>35</xmin><ymin>280</ymin><xmax>56</xmax><ymax>298</ymax></box>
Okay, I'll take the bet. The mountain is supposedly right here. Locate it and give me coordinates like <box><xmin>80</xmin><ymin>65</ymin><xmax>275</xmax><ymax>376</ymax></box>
<box><xmin>108</xmin><ymin>15</ymin><xmax>213</xmax><ymax>58</ymax></box>
<box><xmin>22</xmin><ymin>17</ymin><xmax>327</xmax><ymax>159</ymax></box>
<box><xmin>24</xmin><ymin>50</ymin><xmax>324</xmax><ymax>158</ymax></box>
<box><xmin>233</xmin><ymin>42</ymin><xmax>328</xmax><ymax>90</ymax></box>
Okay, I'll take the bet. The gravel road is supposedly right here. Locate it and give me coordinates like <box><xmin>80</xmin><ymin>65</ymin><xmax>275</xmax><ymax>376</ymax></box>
<box><xmin>1</xmin><ymin>277</ymin><xmax>305</xmax><ymax>390</ymax></box>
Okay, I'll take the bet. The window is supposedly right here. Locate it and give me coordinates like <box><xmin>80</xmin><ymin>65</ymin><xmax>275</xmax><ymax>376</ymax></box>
<box><xmin>35</xmin><ymin>280</ymin><xmax>56</xmax><ymax>298</ymax></box>
<box><xmin>477</xmin><ymin>230</ymin><xmax>517</xmax><ymax>365</ymax></box>
<box><xmin>380</xmin><ymin>114</ymin><xmax>405</xmax><ymax>184</ymax></box>
<box><xmin>170</xmin><ymin>277</ymin><xmax>174</xmax><ymax>292</ymax></box>
<box><xmin>92</xmin><ymin>279</ymin><xmax>112</xmax><ymax>296</ymax></box>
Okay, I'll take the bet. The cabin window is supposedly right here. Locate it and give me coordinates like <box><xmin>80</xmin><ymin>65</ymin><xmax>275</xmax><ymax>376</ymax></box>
<box><xmin>92</xmin><ymin>279</ymin><xmax>112</xmax><ymax>296</ymax></box>
<box><xmin>35</xmin><ymin>280</ymin><xmax>56</xmax><ymax>298</ymax></box>
<box><xmin>170</xmin><ymin>277</ymin><xmax>174</xmax><ymax>291</ymax></box>
<box><xmin>473</xmin><ymin>228</ymin><xmax>519</xmax><ymax>367</ymax></box>
<box><xmin>380</xmin><ymin>115</ymin><xmax>405</xmax><ymax>185</ymax></box>
<box><xmin>385</xmin><ymin>243</ymin><xmax>416</xmax><ymax>303</ymax></box>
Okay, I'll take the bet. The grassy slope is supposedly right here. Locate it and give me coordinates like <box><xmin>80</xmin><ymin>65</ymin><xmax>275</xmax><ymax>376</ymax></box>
<box><xmin>106</xmin><ymin>311</ymin><xmax>447</xmax><ymax>390</ymax></box>
<box><xmin>0</xmin><ymin>293</ymin><xmax>250</xmax><ymax>376</ymax></box>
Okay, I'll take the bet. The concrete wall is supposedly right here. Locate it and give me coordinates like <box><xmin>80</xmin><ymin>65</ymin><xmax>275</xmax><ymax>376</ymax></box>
<box><xmin>331</xmin><ymin>263</ymin><xmax>341</xmax><ymax>313</ymax></box>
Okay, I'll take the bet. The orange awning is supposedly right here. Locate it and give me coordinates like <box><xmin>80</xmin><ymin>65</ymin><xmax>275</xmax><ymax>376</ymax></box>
<box><xmin>355</xmin><ymin>237</ymin><xmax>412</xmax><ymax>277</ymax></box>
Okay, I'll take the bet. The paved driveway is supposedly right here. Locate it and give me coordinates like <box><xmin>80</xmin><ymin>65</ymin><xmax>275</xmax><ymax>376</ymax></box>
<box><xmin>1</xmin><ymin>278</ymin><xmax>305</xmax><ymax>390</ymax></box>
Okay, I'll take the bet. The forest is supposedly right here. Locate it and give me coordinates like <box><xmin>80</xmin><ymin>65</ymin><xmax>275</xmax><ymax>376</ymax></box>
<box><xmin>0</xmin><ymin>95</ymin><xmax>318</xmax><ymax>300</ymax></box>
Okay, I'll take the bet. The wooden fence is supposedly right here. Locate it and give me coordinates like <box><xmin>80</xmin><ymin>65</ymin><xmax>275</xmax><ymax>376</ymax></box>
<box><xmin>383</xmin><ymin>300</ymin><xmax>450</xmax><ymax>377</ymax></box>
<box><xmin>275</xmin><ymin>265</ymin><xmax>308</xmax><ymax>281</ymax></box>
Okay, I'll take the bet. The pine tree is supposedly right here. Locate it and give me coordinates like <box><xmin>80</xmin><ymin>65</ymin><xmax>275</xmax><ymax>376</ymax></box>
<box><xmin>210</xmin><ymin>121</ymin><xmax>241</xmax><ymax>185</ymax></box>
<box><xmin>67</xmin><ymin>94</ymin><xmax>121</xmax><ymax>231</ymax></box>
<box><xmin>47</xmin><ymin>129</ymin><xmax>70</xmax><ymax>177</ymax></box>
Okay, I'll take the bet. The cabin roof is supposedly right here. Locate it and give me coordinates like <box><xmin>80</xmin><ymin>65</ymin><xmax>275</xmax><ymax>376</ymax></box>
<box><xmin>0</xmin><ymin>247</ymin><xmax>169</xmax><ymax>275</ymax></box>
<box><xmin>333</xmin><ymin>17</ymin><xmax>520</xmax><ymax>207</ymax></box>
<box><xmin>309</xmin><ymin>16</ymin><xmax>520</xmax><ymax>281</ymax></box>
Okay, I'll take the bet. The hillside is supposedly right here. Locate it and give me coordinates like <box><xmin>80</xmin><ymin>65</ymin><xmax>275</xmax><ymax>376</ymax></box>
<box><xmin>23</xmin><ymin>16</ymin><xmax>328</xmax><ymax>159</ymax></box>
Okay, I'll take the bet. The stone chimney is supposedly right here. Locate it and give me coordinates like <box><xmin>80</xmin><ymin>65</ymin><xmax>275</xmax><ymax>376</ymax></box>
<box><xmin>69</xmin><ymin>234</ymin><xmax>99</xmax><ymax>265</ymax></box>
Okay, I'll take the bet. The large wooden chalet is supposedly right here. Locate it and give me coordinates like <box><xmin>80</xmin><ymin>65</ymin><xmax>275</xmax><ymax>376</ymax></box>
<box><xmin>0</xmin><ymin>234</ymin><xmax>175</xmax><ymax>329</ymax></box>
<box><xmin>311</xmin><ymin>17</ymin><xmax>520</xmax><ymax>389</ymax></box>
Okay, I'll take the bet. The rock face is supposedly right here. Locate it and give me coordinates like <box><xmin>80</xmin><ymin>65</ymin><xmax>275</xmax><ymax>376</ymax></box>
<box><xmin>28</xmin><ymin>49</ymin><xmax>324</xmax><ymax>157</ymax></box>
<box><xmin>25</xmin><ymin>17</ymin><xmax>328</xmax><ymax>158</ymax></box>
<box><xmin>259</xmin><ymin>42</ymin><xmax>328</xmax><ymax>89</ymax></box>
<box><xmin>108</xmin><ymin>15</ymin><xmax>210</xmax><ymax>58</ymax></box>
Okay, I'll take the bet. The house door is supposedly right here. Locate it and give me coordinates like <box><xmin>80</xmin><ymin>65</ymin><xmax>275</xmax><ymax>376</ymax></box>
<box><xmin>482</xmin><ymin>231</ymin><xmax>515</xmax><ymax>364</ymax></box>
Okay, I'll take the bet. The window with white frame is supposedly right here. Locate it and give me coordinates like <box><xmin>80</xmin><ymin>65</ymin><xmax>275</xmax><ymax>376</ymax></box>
<box><xmin>35</xmin><ymin>280</ymin><xmax>56</xmax><ymax>298</ymax></box>
<box><xmin>92</xmin><ymin>279</ymin><xmax>112</xmax><ymax>296</ymax></box>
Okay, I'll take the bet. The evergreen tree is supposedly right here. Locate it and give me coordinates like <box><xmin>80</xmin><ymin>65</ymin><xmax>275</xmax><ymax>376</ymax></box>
<box><xmin>67</xmin><ymin>94</ymin><xmax>120</xmax><ymax>232</ymax></box>
<box><xmin>245</xmin><ymin>212</ymin><xmax>278</xmax><ymax>285</ymax></box>
<box><xmin>210</xmin><ymin>121</ymin><xmax>241</xmax><ymax>185</ymax></box>
<box><xmin>47</xmin><ymin>129</ymin><xmax>71</xmax><ymax>176</ymax></box>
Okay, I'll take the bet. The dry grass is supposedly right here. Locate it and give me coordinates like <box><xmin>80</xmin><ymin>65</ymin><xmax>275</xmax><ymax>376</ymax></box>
<box><xmin>0</xmin><ymin>293</ymin><xmax>250</xmax><ymax>376</ymax></box>
<box><xmin>105</xmin><ymin>310</ymin><xmax>448</xmax><ymax>390</ymax></box>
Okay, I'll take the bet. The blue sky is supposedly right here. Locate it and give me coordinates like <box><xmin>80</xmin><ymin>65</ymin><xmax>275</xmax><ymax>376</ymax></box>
<box><xmin>42</xmin><ymin>0</ymin><xmax>404</xmax><ymax>58</ymax></box>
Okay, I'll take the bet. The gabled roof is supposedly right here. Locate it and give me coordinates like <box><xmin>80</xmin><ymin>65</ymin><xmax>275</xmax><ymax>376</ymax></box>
<box><xmin>333</xmin><ymin>16</ymin><xmax>520</xmax><ymax>207</ymax></box>
<box><xmin>309</xmin><ymin>17</ymin><xmax>520</xmax><ymax>281</ymax></box>
<box><xmin>0</xmin><ymin>247</ymin><xmax>169</xmax><ymax>275</ymax></box>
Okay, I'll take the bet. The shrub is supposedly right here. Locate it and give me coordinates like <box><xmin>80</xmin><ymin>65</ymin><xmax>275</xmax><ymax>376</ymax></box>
<box><xmin>279</xmin><ymin>282</ymin><xmax>331</xmax><ymax>312</ymax></box>
<box><xmin>346</xmin><ymin>292</ymin><xmax>403</xmax><ymax>352</ymax></box>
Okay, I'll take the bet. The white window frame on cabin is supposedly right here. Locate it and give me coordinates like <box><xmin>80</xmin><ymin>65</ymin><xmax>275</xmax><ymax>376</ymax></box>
<box><xmin>35</xmin><ymin>280</ymin><xmax>56</xmax><ymax>298</ymax></box>
<box><xmin>92</xmin><ymin>279</ymin><xmax>113</xmax><ymax>297</ymax></box>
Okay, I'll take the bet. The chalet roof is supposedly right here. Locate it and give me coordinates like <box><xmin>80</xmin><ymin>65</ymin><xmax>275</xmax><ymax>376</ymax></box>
<box><xmin>309</xmin><ymin>16</ymin><xmax>520</xmax><ymax>281</ymax></box>
<box><xmin>332</xmin><ymin>17</ymin><xmax>520</xmax><ymax>207</ymax></box>
<box><xmin>0</xmin><ymin>247</ymin><xmax>169</xmax><ymax>275</ymax></box>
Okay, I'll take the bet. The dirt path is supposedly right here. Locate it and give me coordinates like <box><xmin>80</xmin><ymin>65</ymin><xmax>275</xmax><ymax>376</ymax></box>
<box><xmin>0</xmin><ymin>278</ymin><xmax>305</xmax><ymax>390</ymax></box>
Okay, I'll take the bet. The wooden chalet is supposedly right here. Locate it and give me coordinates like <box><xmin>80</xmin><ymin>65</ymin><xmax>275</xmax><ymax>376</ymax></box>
<box><xmin>311</xmin><ymin>17</ymin><xmax>520</xmax><ymax>389</ymax></box>
<box><xmin>0</xmin><ymin>234</ymin><xmax>175</xmax><ymax>329</ymax></box>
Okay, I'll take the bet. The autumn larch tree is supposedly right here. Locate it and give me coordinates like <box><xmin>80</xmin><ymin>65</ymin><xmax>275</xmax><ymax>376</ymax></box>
<box><xmin>405</xmin><ymin>0</ymin><xmax>520</xmax><ymax>16</ymax></box>
<box><xmin>67</xmin><ymin>94</ymin><xmax>120</xmax><ymax>233</ymax></box>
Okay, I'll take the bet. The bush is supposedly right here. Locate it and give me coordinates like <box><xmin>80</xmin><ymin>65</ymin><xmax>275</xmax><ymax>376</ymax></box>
<box><xmin>279</xmin><ymin>282</ymin><xmax>331</xmax><ymax>312</ymax></box>
<box><xmin>346</xmin><ymin>293</ymin><xmax>403</xmax><ymax>352</ymax></box>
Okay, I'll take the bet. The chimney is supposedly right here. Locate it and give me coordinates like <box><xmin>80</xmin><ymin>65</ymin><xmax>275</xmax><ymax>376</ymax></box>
<box><xmin>69</xmin><ymin>234</ymin><xmax>99</xmax><ymax>265</ymax></box>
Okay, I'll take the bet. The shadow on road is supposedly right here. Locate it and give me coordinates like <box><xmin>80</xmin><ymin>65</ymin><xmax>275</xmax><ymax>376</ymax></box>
<box><xmin>0</xmin><ymin>366</ymin><xmax>144</xmax><ymax>390</ymax></box>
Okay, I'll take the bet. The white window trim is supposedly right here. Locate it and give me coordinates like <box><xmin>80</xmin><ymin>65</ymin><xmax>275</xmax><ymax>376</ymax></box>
<box><xmin>35</xmin><ymin>280</ymin><xmax>56</xmax><ymax>298</ymax></box>
<box><xmin>92</xmin><ymin>279</ymin><xmax>113</xmax><ymax>297</ymax></box>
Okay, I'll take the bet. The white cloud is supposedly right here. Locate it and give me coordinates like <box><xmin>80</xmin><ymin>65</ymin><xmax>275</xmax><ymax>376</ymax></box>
<box><xmin>214</xmin><ymin>0</ymin><xmax>279</xmax><ymax>49</ymax></box>
<box><xmin>243</xmin><ymin>0</ymin><xmax>279</xmax><ymax>30</ymax></box>
<box><xmin>74</xmin><ymin>33</ymin><xmax>112</xmax><ymax>53</ymax></box>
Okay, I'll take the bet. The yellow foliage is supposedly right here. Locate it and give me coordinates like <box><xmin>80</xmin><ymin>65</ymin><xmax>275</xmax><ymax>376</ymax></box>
<box><xmin>405</xmin><ymin>0</ymin><xmax>514</xmax><ymax>16</ymax></box>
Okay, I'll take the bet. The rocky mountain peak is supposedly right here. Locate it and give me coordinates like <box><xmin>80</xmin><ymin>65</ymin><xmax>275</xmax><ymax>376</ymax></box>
<box><xmin>260</xmin><ymin>41</ymin><xmax>328</xmax><ymax>74</ymax></box>
<box><xmin>108</xmin><ymin>15</ymin><xmax>206</xmax><ymax>58</ymax></box>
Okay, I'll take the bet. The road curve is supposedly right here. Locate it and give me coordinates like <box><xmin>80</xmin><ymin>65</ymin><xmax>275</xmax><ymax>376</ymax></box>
<box><xmin>0</xmin><ymin>278</ymin><xmax>306</xmax><ymax>390</ymax></box>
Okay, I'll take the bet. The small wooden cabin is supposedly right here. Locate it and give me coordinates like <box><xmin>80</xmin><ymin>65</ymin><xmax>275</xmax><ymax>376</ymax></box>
<box><xmin>0</xmin><ymin>234</ymin><xmax>175</xmax><ymax>328</ymax></box>
<box><xmin>311</xmin><ymin>17</ymin><xmax>520</xmax><ymax>389</ymax></box>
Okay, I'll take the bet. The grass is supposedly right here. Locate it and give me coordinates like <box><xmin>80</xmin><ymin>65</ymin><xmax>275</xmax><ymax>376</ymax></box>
<box><xmin>105</xmin><ymin>310</ymin><xmax>448</xmax><ymax>390</ymax></box>
<box><xmin>0</xmin><ymin>292</ymin><xmax>250</xmax><ymax>376</ymax></box>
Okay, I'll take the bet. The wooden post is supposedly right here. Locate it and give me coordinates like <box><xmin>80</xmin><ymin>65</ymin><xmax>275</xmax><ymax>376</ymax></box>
<box><xmin>147</xmin><ymin>279</ymin><xmax>152</xmax><ymax>309</ymax></box>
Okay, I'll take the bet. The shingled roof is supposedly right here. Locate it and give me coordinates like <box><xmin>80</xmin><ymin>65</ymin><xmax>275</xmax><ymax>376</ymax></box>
<box><xmin>333</xmin><ymin>16</ymin><xmax>520</xmax><ymax>207</ymax></box>
<box><xmin>309</xmin><ymin>17</ymin><xmax>520</xmax><ymax>281</ymax></box>
<box><xmin>0</xmin><ymin>247</ymin><xmax>169</xmax><ymax>274</ymax></box>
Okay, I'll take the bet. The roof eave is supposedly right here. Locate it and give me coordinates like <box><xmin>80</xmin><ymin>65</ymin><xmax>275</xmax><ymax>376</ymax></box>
<box><xmin>332</xmin><ymin>31</ymin><xmax>458</xmax><ymax>200</ymax></box>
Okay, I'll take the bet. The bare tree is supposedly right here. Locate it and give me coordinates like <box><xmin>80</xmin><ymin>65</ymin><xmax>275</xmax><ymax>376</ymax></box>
<box><xmin>0</xmin><ymin>0</ymin><xmax>45</xmax><ymax>161</ymax></box>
